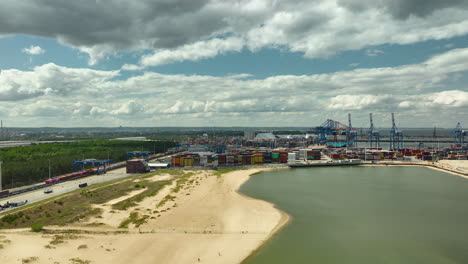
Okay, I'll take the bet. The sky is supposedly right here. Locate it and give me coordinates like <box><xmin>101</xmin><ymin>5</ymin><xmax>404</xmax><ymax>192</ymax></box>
<box><xmin>0</xmin><ymin>0</ymin><xmax>467</xmax><ymax>128</ymax></box>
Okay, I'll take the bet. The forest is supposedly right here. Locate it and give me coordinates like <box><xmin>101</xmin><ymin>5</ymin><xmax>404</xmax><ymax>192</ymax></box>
<box><xmin>0</xmin><ymin>140</ymin><xmax>175</xmax><ymax>189</ymax></box>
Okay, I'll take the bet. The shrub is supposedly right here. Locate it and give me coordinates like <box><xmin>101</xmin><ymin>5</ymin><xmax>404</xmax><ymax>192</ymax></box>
<box><xmin>31</xmin><ymin>224</ymin><xmax>44</xmax><ymax>232</ymax></box>
<box><xmin>1</xmin><ymin>213</ymin><xmax>20</xmax><ymax>224</ymax></box>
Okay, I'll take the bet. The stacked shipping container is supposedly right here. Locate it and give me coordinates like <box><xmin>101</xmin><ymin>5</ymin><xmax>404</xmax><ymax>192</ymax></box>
<box><xmin>126</xmin><ymin>159</ymin><xmax>149</xmax><ymax>173</ymax></box>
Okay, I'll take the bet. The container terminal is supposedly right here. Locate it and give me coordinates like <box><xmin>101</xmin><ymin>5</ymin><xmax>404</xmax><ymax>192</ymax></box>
<box><xmin>1</xmin><ymin>113</ymin><xmax>467</xmax><ymax>211</ymax></box>
<box><xmin>168</xmin><ymin>113</ymin><xmax>467</xmax><ymax>174</ymax></box>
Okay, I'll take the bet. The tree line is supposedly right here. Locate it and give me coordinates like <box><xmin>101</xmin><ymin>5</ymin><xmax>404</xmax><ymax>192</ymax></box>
<box><xmin>0</xmin><ymin>140</ymin><xmax>174</xmax><ymax>189</ymax></box>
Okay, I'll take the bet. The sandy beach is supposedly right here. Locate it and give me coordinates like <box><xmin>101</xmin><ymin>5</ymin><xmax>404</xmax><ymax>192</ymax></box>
<box><xmin>0</xmin><ymin>169</ymin><xmax>289</xmax><ymax>264</ymax></box>
<box><xmin>363</xmin><ymin>160</ymin><xmax>468</xmax><ymax>179</ymax></box>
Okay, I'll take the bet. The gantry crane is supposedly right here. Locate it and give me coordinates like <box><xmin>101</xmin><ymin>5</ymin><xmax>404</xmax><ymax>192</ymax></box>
<box><xmin>367</xmin><ymin>113</ymin><xmax>380</xmax><ymax>148</ymax></box>
<box><xmin>389</xmin><ymin>113</ymin><xmax>404</xmax><ymax>150</ymax></box>
<box><xmin>347</xmin><ymin>113</ymin><xmax>358</xmax><ymax>148</ymax></box>
<box><xmin>314</xmin><ymin>119</ymin><xmax>349</xmax><ymax>147</ymax></box>
<box><xmin>452</xmin><ymin>123</ymin><xmax>467</xmax><ymax>144</ymax></box>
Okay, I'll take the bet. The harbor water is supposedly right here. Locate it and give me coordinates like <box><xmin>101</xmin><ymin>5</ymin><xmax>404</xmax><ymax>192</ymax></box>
<box><xmin>240</xmin><ymin>166</ymin><xmax>468</xmax><ymax>264</ymax></box>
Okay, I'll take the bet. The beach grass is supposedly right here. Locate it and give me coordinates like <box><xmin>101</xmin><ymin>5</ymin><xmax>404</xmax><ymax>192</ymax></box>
<box><xmin>0</xmin><ymin>173</ymin><xmax>171</xmax><ymax>229</ymax></box>
<box><xmin>112</xmin><ymin>180</ymin><xmax>171</xmax><ymax>210</ymax></box>
<box><xmin>118</xmin><ymin>212</ymin><xmax>150</xmax><ymax>228</ymax></box>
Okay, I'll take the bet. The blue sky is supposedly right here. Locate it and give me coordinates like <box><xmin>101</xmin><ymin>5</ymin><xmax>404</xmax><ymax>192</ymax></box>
<box><xmin>0</xmin><ymin>0</ymin><xmax>467</xmax><ymax>128</ymax></box>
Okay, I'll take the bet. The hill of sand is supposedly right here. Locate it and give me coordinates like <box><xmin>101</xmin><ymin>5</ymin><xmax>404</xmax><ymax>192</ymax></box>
<box><xmin>0</xmin><ymin>169</ymin><xmax>289</xmax><ymax>264</ymax></box>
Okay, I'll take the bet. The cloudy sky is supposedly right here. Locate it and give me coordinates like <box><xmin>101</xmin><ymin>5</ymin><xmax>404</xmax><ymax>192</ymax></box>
<box><xmin>0</xmin><ymin>0</ymin><xmax>467</xmax><ymax>128</ymax></box>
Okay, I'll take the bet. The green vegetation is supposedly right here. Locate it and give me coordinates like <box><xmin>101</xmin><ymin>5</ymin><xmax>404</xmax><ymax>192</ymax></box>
<box><xmin>1</xmin><ymin>212</ymin><xmax>22</xmax><ymax>224</ymax></box>
<box><xmin>0</xmin><ymin>168</ymin><xmax>195</xmax><ymax>230</ymax></box>
<box><xmin>213</xmin><ymin>169</ymin><xmax>237</xmax><ymax>177</ymax></box>
<box><xmin>141</xmin><ymin>169</ymin><xmax>185</xmax><ymax>178</ymax></box>
<box><xmin>21</xmin><ymin>257</ymin><xmax>39</xmax><ymax>263</ymax></box>
<box><xmin>31</xmin><ymin>223</ymin><xmax>43</xmax><ymax>232</ymax></box>
<box><xmin>118</xmin><ymin>212</ymin><xmax>139</xmax><ymax>228</ymax></box>
<box><xmin>49</xmin><ymin>235</ymin><xmax>65</xmax><ymax>245</ymax></box>
<box><xmin>0</xmin><ymin>140</ymin><xmax>174</xmax><ymax>189</ymax></box>
<box><xmin>69</xmin><ymin>257</ymin><xmax>91</xmax><ymax>264</ymax></box>
<box><xmin>0</xmin><ymin>173</ymin><xmax>170</xmax><ymax>229</ymax></box>
<box><xmin>172</xmin><ymin>172</ymin><xmax>196</xmax><ymax>193</ymax></box>
<box><xmin>0</xmin><ymin>236</ymin><xmax>10</xmax><ymax>250</ymax></box>
<box><xmin>118</xmin><ymin>212</ymin><xmax>150</xmax><ymax>228</ymax></box>
<box><xmin>77</xmin><ymin>244</ymin><xmax>88</xmax><ymax>250</ymax></box>
<box><xmin>0</xmin><ymin>192</ymin><xmax>103</xmax><ymax>229</ymax></box>
<box><xmin>134</xmin><ymin>183</ymin><xmax>145</xmax><ymax>188</ymax></box>
<box><xmin>112</xmin><ymin>180</ymin><xmax>171</xmax><ymax>210</ymax></box>
<box><xmin>157</xmin><ymin>194</ymin><xmax>177</xmax><ymax>208</ymax></box>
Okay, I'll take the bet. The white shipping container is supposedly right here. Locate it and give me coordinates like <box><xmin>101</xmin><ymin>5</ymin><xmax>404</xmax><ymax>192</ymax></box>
<box><xmin>288</xmin><ymin>153</ymin><xmax>296</xmax><ymax>164</ymax></box>
<box><xmin>200</xmin><ymin>156</ymin><xmax>208</xmax><ymax>166</ymax></box>
<box><xmin>293</xmin><ymin>151</ymin><xmax>300</xmax><ymax>160</ymax></box>
<box><xmin>299</xmin><ymin>149</ymin><xmax>308</xmax><ymax>160</ymax></box>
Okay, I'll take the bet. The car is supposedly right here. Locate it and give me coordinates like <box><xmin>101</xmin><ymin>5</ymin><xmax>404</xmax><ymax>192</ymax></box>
<box><xmin>78</xmin><ymin>183</ymin><xmax>88</xmax><ymax>188</ymax></box>
<box><xmin>44</xmin><ymin>188</ymin><xmax>53</xmax><ymax>194</ymax></box>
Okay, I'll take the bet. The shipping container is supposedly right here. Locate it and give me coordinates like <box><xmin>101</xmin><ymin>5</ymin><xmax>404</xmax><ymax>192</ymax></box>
<box><xmin>127</xmin><ymin>159</ymin><xmax>149</xmax><ymax>173</ymax></box>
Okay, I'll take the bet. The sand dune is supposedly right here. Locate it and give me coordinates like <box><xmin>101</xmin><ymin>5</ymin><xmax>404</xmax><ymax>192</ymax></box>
<box><xmin>0</xmin><ymin>169</ymin><xmax>289</xmax><ymax>264</ymax></box>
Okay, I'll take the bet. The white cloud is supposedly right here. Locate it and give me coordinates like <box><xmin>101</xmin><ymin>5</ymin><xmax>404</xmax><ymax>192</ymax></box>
<box><xmin>110</xmin><ymin>101</ymin><xmax>142</xmax><ymax>115</ymax></box>
<box><xmin>121</xmin><ymin>64</ymin><xmax>143</xmax><ymax>71</ymax></box>
<box><xmin>22</xmin><ymin>45</ymin><xmax>45</xmax><ymax>55</ymax></box>
<box><xmin>428</xmin><ymin>90</ymin><xmax>468</xmax><ymax>107</ymax></box>
<box><xmin>0</xmin><ymin>47</ymin><xmax>468</xmax><ymax>127</ymax></box>
<box><xmin>398</xmin><ymin>90</ymin><xmax>468</xmax><ymax>109</ymax></box>
<box><xmin>140</xmin><ymin>37</ymin><xmax>244</xmax><ymax>67</ymax></box>
<box><xmin>328</xmin><ymin>95</ymin><xmax>388</xmax><ymax>110</ymax></box>
<box><xmin>0</xmin><ymin>63</ymin><xmax>118</xmax><ymax>101</ymax></box>
<box><xmin>1</xmin><ymin>1</ymin><xmax>468</xmax><ymax>64</ymax></box>
<box><xmin>365</xmin><ymin>49</ymin><xmax>384</xmax><ymax>57</ymax></box>
<box><xmin>18</xmin><ymin>100</ymin><xmax>63</xmax><ymax>116</ymax></box>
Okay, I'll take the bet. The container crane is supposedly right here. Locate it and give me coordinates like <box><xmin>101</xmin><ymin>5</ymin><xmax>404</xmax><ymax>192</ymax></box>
<box><xmin>389</xmin><ymin>113</ymin><xmax>404</xmax><ymax>150</ymax></box>
<box><xmin>367</xmin><ymin>113</ymin><xmax>380</xmax><ymax>148</ymax></box>
<box><xmin>347</xmin><ymin>113</ymin><xmax>358</xmax><ymax>148</ymax></box>
<box><xmin>452</xmin><ymin>123</ymin><xmax>467</xmax><ymax>144</ymax></box>
<box><xmin>314</xmin><ymin>119</ymin><xmax>349</xmax><ymax>147</ymax></box>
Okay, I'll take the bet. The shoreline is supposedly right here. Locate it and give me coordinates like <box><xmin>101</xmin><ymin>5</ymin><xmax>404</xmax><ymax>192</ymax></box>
<box><xmin>236</xmin><ymin>169</ymin><xmax>291</xmax><ymax>264</ymax></box>
<box><xmin>3</xmin><ymin>162</ymin><xmax>466</xmax><ymax>263</ymax></box>
<box><xmin>0</xmin><ymin>168</ymin><xmax>291</xmax><ymax>264</ymax></box>
<box><xmin>364</xmin><ymin>160</ymin><xmax>468</xmax><ymax>179</ymax></box>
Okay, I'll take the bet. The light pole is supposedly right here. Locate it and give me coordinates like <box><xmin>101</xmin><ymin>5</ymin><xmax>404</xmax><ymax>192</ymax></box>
<box><xmin>0</xmin><ymin>160</ymin><xmax>3</xmax><ymax>191</ymax></box>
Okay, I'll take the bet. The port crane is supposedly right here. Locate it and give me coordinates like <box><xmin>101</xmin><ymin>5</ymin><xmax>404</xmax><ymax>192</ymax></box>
<box><xmin>73</xmin><ymin>159</ymin><xmax>112</xmax><ymax>173</ymax></box>
<box><xmin>452</xmin><ymin>123</ymin><xmax>467</xmax><ymax>144</ymax></box>
<box><xmin>367</xmin><ymin>113</ymin><xmax>380</xmax><ymax>148</ymax></box>
<box><xmin>125</xmin><ymin>151</ymin><xmax>154</xmax><ymax>160</ymax></box>
<box><xmin>315</xmin><ymin>119</ymin><xmax>349</xmax><ymax>147</ymax></box>
<box><xmin>389</xmin><ymin>113</ymin><xmax>404</xmax><ymax>150</ymax></box>
<box><xmin>347</xmin><ymin>113</ymin><xmax>358</xmax><ymax>148</ymax></box>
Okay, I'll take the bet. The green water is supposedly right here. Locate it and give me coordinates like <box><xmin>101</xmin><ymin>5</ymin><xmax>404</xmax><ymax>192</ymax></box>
<box><xmin>240</xmin><ymin>167</ymin><xmax>468</xmax><ymax>264</ymax></box>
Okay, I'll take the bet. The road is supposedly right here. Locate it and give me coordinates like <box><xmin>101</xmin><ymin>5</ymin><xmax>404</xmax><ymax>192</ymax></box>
<box><xmin>0</xmin><ymin>167</ymin><xmax>137</xmax><ymax>214</ymax></box>
<box><xmin>0</xmin><ymin>153</ymin><xmax>176</xmax><ymax>214</ymax></box>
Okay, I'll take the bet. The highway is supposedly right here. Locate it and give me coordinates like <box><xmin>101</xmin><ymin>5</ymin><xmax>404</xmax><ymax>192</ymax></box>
<box><xmin>0</xmin><ymin>167</ymin><xmax>136</xmax><ymax>214</ymax></box>
<box><xmin>0</xmin><ymin>153</ymin><xmax>176</xmax><ymax>214</ymax></box>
